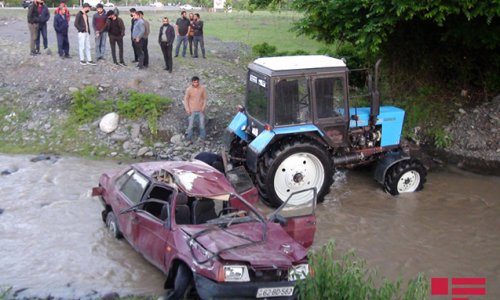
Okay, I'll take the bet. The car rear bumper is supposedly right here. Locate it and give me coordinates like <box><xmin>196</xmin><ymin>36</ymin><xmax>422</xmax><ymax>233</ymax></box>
<box><xmin>193</xmin><ymin>273</ymin><xmax>297</xmax><ymax>299</ymax></box>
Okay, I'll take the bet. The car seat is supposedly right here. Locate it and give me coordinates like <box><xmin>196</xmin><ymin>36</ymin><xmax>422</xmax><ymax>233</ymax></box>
<box><xmin>192</xmin><ymin>198</ymin><xmax>217</xmax><ymax>224</ymax></box>
<box><xmin>175</xmin><ymin>193</ymin><xmax>191</xmax><ymax>225</ymax></box>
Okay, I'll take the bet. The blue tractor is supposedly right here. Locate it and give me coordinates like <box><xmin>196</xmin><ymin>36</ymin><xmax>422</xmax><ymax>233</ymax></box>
<box><xmin>225</xmin><ymin>55</ymin><xmax>427</xmax><ymax>207</ymax></box>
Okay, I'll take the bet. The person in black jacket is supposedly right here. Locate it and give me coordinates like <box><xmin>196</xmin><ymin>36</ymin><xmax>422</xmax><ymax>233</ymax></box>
<box><xmin>35</xmin><ymin>0</ymin><xmax>50</xmax><ymax>53</ymax></box>
<box><xmin>27</xmin><ymin>0</ymin><xmax>40</xmax><ymax>55</ymax></box>
<box><xmin>53</xmin><ymin>8</ymin><xmax>70</xmax><ymax>58</ymax></box>
<box><xmin>158</xmin><ymin>17</ymin><xmax>175</xmax><ymax>73</ymax></box>
<box><xmin>106</xmin><ymin>10</ymin><xmax>126</xmax><ymax>66</ymax></box>
<box><xmin>74</xmin><ymin>3</ymin><xmax>95</xmax><ymax>65</ymax></box>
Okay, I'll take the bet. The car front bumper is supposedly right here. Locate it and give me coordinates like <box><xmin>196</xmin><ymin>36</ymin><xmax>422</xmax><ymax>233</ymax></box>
<box><xmin>193</xmin><ymin>273</ymin><xmax>298</xmax><ymax>300</ymax></box>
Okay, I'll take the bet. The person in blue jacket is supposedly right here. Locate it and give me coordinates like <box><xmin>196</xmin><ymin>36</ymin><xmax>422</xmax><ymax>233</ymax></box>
<box><xmin>35</xmin><ymin>0</ymin><xmax>50</xmax><ymax>53</ymax></box>
<box><xmin>53</xmin><ymin>8</ymin><xmax>70</xmax><ymax>58</ymax></box>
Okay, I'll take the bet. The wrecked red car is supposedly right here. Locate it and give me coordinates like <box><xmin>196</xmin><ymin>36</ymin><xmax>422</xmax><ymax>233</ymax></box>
<box><xmin>92</xmin><ymin>160</ymin><xmax>317</xmax><ymax>299</ymax></box>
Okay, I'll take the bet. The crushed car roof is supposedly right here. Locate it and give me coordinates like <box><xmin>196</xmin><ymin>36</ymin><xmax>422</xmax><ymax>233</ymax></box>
<box><xmin>132</xmin><ymin>160</ymin><xmax>235</xmax><ymax>200</ymax></box>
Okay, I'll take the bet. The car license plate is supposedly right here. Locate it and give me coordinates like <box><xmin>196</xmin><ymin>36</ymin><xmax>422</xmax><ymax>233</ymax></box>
<box><xmin>256</xmin><ymin>286</ymin><xmax>294</xmax><ymax>298</ymax></box>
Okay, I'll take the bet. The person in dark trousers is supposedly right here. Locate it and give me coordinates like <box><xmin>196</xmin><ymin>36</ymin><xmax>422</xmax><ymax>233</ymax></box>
<box><xmin>138</xmin><ymin>11</ymin><xmax>149</xmax><ymax>68</ymax></box>
<box><xmin>192</xmin><ymin>13</ymin><xmax>205</xmax><ymax>59</ymax></box>
<box><xmin>92</xmin><ymin>3</ymin><xmax>108</xmax><ymax>60</ymax></box>
<box><xmin>131</xmin><ymin>10</ymin><xmax>145</xmax><ymax>69</ymax></box>
<box><xmin>35</xmin><ymin>0</ymin><xmax>50</xmax><ymax>53</ymax></box>
<box><xmin>129</xmin><ymin>8</ymin><xmax>138</xmax><ymax>62</ymax></box>
<box><xmin>106</xmin><ymin>10</ymin><xmax>126</xmax><ymax>66</ymax></box>
<box><xmin>187</xmin><ymin>12</ymin><xmax>194</xmax><ymax>57</ymax></box>
<box><xmin>158</xmin><ymin>16</ymin><xmax>175</xmax><ymax>72</ymax></box>
<box><xmin>174</xmin><ymin>10</ymin><xmax>190</xmax><ymax>58</ymax></box>
<box><xmin>53</xmin><ymin>7</ymin><xmax>70</xmax><ymax>58</ymax></box>
<box><xmin>27</xmin><ymin>0</ymin><xmax>40</xmax><ymax>55</ymax></box>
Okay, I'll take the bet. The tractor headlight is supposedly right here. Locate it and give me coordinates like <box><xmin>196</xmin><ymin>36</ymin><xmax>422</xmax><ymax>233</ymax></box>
<box><xmin>288</xmin><ymin>264</ymin><xmax>309</xmax><ymax>281</ymax></box>
<box><xmin>223</xmin><ymin>265</ymin><xmax>250</xmax><ymax>282</ymax></box>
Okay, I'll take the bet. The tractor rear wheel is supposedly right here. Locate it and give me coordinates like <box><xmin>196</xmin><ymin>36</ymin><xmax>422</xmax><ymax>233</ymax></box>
<box><xmin>384</xmin><ymin>159</ymin><xmax>427</xmax><ymax>195</ymax></box>
<box><xmin>258</xmin><ymin>139</ymin><xmax>333</xmax><ymax>207</ymax></box>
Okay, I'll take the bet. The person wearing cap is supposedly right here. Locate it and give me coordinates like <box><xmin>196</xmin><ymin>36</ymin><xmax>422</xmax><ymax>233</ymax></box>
<box><xmin>93</xmin><ymin>3</ymin><xmax>108</xmax><ymax>60</ymax></box>
<box><xmin>27</xmin><ymin>0</ymin><xmax>40</xmax><ymax>55</ymax></box>
<box><xmin>74</xmin><ymin>3</ymin><xmax>96</xmax><ymax>65</ymax></box>
<box><xmin>53</xmin><ymin>6</ymin><xmax>70</xmax><ymax>58</ymax></box>
<box><xmin>158</xmin><ymin>16</ymin><xmax>175</xmax><ymax>72</ymax></box>
<box><xmin>35</xmin><ymin>0</ymin><xmax>50</xmax><ymax>54</ymax></box>
<box><xmin>106</xmin><ymin>10</ymin><xmax>126</xmax><ymax>66</ymax></box>
<box><xmin>55</xmin><ymin>0</ymin><xmax>70</xmax><ymax>22</ymax></box>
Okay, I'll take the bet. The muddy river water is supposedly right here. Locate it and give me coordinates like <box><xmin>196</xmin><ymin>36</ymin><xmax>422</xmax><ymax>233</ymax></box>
<box><xmin>1</xmin><ymin>155</ymin><xmax>499</xmax><ymax>298</ymax></box>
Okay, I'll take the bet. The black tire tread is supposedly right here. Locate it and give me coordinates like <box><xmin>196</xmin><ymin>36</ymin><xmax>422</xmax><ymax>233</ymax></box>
<box><xmin>385</xmin><ymin>158</ymin><xmax>427</xmax><ymax>195</ymax></box>
<box><xmin>257</xmin><ymin>137</ymin><xmax>333</xmax><ymax>207</ymax></box>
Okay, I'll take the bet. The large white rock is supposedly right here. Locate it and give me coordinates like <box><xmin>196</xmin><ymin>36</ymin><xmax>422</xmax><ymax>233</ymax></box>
<box><xmin>99</xmin><ymin>112</ymin><xmax>119</xmax><ymax>133</ymax></box>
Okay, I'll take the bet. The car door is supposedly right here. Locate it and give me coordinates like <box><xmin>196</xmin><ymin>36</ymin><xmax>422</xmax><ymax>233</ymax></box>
<box><xmin>132</xmin><ymin>186</ymin><xmax>173</xmax><ymax>271</ymax></box>
<box><xmin>274</xmin><ymin>188</ymin><xmax>317</xmax><ymax>248</ymax></box>
<box><xmin>116</xmin><ymin>169</ymin><xmax>150</xmax><ymax>241</ymax></box>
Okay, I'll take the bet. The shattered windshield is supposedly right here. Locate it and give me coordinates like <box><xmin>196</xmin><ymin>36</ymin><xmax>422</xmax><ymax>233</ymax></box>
<box><xmin>185</xmin><ymin>193</ymin><xmax>267</xmax><ymax>264</ymax></box>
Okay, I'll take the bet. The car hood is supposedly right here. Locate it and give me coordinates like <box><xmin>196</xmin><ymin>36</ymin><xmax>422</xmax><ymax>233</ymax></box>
<box><xmin>182</xmin><ymin>223</ymin><xmax>308</xmax><ymax>268</ymax></box>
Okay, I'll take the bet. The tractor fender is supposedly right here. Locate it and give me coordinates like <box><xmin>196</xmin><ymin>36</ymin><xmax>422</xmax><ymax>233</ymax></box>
<box><xmin>374</xmin><ymin>152</ymin><xmax>411</xmax><ymax>184</ymax></box>
<box><xmin>226</xmin><ymin>111</ymin><xmax>248</xmax><ymax>141</ymax></box>
<box><xmin>246</xmin><ymin>125</ymin><xmax>326</xmax><ymax>173</ymax></box>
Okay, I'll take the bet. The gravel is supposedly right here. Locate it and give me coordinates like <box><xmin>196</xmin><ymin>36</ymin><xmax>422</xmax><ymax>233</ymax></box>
<box><xmin>0</xmin><ymin>15</ymin><xmax>249</xmax><ymax>161</ymax></box>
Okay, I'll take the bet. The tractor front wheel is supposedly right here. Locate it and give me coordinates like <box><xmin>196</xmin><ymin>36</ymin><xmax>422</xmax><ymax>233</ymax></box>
<box><xmin>384</xmin><ymin>159</ymin><xmax>427</xmax><ymax>195</ymax></box>
<box><xmin>258</xmin><ymin>140</ymin><xmax>333</xmax><ymax>207</ymax></box>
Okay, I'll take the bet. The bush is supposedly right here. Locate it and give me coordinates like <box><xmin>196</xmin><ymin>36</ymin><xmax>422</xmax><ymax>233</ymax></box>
<box><xmin>117</xmin><ymin>91</ymin><xmax>172</xmax><ymax>135</ymax></box>
<box><xmin>252</xmin><ymin>42</ymin><xmax>278</xmax><ymax>57</ymax></box>
<box><xmin>296</xmin><ymin>241</ymin><xmax>428</xmax><ymax>300</ymax></box>
<box><xmin>70</xmin><ymin>86</ymin><xmax>113</xmax><ymax>123</ymax></box>
<box><xmin>70</xmin><ymin>88</ymin><xmax>173</xmax><ymax>136</ymax></box>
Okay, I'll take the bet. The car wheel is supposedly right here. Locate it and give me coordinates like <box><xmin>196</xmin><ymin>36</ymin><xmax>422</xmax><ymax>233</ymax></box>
<box><xmin>384</xmin><ymin>159</ymin><xmax>427</xmax><ymax>195</ymax></box>
<box><xmin>258</xmin><ymin>138</ymin><xmax>333</xmax><ymax>207</ymax></box>
<box><xmin>165</xmin><ymin>263</ymin><xmax>192</xmax><ymax>300</ymax></box>
<box><xmin>106</xmin><ymin>211</ymin><xmax>122</xmax><ymax>239</ymax></box>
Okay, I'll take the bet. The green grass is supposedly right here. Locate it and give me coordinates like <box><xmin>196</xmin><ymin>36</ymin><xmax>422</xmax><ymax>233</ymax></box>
<box><xmin>297</xmin><ymin>241</ymin><xmax>429</xmax><ymax>300</ymax></box>
<box><xmin>0</xmin><ymin>9</ymin><xmax>330</xmax><ymax>55</ymax></box>
<box><xmin>203</xmin><ymin>10</ymin><xmax>331</xmax><ymax>54</ymax></box>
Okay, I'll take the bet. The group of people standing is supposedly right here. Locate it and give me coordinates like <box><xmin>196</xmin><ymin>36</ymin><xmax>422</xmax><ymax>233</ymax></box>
<box><xmin>27</xmin><ymin>1</ymin><xmax>208</xmax><ymax>141</ymax></box>
<box><xmin>174</xmin><ymin>10</ymin><xmax>205</xmax><ymax>59</ymax></box>
<box><xmin>26</xmin><ymin>1</ymin><xmax>206</xmax><ymax>72</ymax></box>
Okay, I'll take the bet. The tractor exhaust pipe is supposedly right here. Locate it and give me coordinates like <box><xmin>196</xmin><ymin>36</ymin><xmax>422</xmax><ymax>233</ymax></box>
<box><xmin>369</xmin><ymin>59</ymin><xmax>382</xmax><ymax>126</ymax></box>
<box><xmin>333</xmin><ymin>153</ymin><xmax>364</xmax><ymax>166</ymax></box>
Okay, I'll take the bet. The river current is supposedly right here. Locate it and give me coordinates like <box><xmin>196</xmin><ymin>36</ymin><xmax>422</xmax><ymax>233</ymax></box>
<box><xmin>0</xmin><ymin>155</ymin><xmax>498</xmax><ymax>298</ymax></box>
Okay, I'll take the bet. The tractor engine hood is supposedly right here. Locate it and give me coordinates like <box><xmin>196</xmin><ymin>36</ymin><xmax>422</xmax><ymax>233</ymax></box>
<box><xmin>182</xmin><ymin>223</ymin><xmax>308</xmax><ymax>268</ymax></box>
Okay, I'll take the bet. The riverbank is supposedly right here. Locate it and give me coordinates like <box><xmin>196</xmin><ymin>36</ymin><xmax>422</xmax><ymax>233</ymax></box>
<box><xmin>0</xmin><ymin>12</ymin><xmax>498</xmax><ymax>174</ymax></box>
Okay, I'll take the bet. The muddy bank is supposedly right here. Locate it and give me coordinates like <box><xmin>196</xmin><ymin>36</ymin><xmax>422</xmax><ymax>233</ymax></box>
<box><xmin>440</xmin><ymin>95</ymin><xmax>500</xmax><ymax>175</ymax></box>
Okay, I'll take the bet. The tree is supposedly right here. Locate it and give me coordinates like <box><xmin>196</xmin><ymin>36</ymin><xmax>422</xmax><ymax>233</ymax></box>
<box><xmin>250</xmin><ymin>0</ymin><xmax>500</xmax><ymax>92</ymax></box>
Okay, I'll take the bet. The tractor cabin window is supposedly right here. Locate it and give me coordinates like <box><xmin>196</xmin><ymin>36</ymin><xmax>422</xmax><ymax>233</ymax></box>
<box><xmin>246</xmin><ymin>73</ymin><xmax>269</xmax><ymax>123</ymax></box>
<box><xmin>274</xmin><ymin>77</ymin><xmax>311</xmax><ymax>126</ymax></box>
<box><xmin>315</xmin><ymin>77</ymin><xmax>345</xmax><ymax>119</ymax></box>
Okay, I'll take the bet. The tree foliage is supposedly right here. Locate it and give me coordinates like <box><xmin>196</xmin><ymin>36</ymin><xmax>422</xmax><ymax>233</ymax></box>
<box><xmin>250</xmin><ymin>0</ymin><xmax>500</xmax><ymax>92</ymax></box>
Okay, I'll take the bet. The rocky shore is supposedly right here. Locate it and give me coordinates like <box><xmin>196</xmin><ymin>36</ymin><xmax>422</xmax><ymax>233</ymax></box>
<box><xmin>0</xmin><ymin>13</ymin><xmax>498</xmax><ymax>174</ymax></box>
<box><xmin>0</xmin><ymin>14</ymin><xmax>249</xmax><ymax>162</ymax></box>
